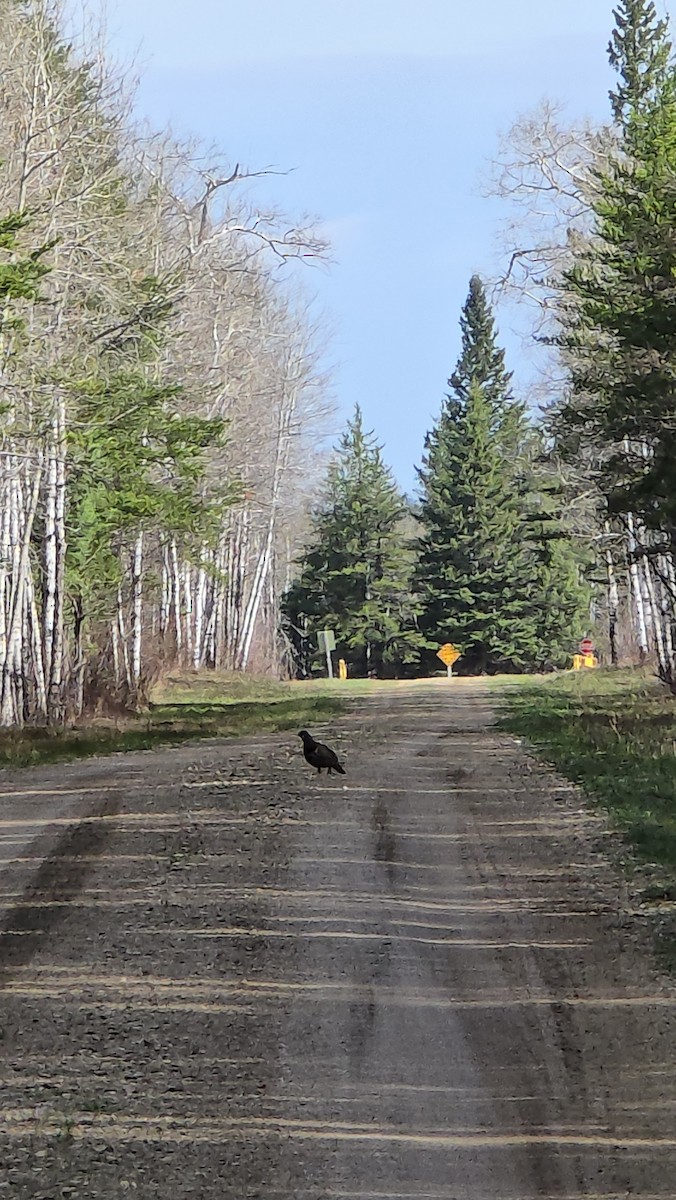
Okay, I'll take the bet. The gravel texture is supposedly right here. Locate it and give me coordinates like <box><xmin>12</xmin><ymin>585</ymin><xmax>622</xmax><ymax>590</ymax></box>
<box><xmin>0</xmin><ymin>680</ymin><xmax>675</xmax><ymax>1198</ymax></box>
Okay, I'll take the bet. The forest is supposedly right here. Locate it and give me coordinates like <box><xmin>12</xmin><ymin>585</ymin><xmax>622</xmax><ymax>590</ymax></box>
<box><xmin>0</xmin><ymin>0</ymin><xmax>331</xmax><ymax>727</ymax></box>
<box><xmin>286</xmin><ymin>0</ymin><xmax>676</xmax><ymax>687</ymax></box>
<box><xmin>2</xmin><ymin>0</ymin><xmax>676</xmax><ymax>729</ymax></box>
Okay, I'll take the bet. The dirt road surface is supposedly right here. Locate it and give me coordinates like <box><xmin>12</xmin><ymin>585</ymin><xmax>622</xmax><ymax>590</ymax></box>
<box><xmin>1</xmin><ymin>680</ymin><xmax>675</xmax><ymax>1198</ymax></box>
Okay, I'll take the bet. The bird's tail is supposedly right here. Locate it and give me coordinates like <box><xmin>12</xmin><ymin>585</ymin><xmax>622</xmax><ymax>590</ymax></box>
<box><xmin>335</xmin><ymin>764</ymin><xmax>346</xmax><ymax>775</ymax></box>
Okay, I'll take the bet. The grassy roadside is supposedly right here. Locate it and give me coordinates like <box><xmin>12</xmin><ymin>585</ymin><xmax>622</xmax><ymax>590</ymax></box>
<box><xmin>498</xmin><ymin>667</ymin><xmax>676</xmax><ymax>963</ymax></box>
<box><xmin>0</xmin><ymin>672</ymin><xmax>349</xmax><ymax>770</ymax></box>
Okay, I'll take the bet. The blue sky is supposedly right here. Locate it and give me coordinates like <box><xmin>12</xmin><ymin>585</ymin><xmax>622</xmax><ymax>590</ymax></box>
<box><xmin>104</xmin><ymin>0</ymin><xmax>620</xmax><ymax>492</ymax></box>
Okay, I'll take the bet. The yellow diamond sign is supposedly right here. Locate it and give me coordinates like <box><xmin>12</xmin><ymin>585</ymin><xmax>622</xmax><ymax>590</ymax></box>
<box><xmin>437</xmin><ymin>643</ymin><xmax>461</xmax><ymax>667</ymax></box>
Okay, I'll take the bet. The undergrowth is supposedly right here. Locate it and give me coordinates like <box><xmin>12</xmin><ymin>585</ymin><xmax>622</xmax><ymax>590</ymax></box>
<box><xmin>499</xmin><ymin>667</ymin><xmax>676</xmax><ymax>966</ymax></box>
<box><xmin>0</xmin><ymin>673</ymin><xmax>345</xmax><ymax>769</ymax></box>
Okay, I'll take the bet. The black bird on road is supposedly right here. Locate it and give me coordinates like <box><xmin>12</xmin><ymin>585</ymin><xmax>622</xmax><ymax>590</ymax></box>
<box><xmin>298</xmin><ymin>730</ymin><xmax>346</xmax><ymax>776</ymax></box>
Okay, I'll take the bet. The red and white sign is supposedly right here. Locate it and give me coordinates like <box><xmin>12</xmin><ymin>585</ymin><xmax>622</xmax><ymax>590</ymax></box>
<box><xmin>579</xmin><ymin>638</ymin><xmax>594</xmax><ymax>655</ymax></box>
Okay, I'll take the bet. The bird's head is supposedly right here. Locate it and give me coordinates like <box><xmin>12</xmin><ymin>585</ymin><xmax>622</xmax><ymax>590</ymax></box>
<box><xmin>298</xmin><ymin>730</ymin><xmax>310</xmax><ymax>741</ymax></box>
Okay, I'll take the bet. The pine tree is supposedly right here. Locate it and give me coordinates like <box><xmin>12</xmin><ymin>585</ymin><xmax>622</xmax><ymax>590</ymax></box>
<box><xmin>283</xmin><ymin>406</ymin><xmax>422</xmax><ymax>678</ymax></box>
<box><xmin>417</xmin><ymin>278</ymin><xmax>589</xmax><ymax>673</ymax></box>
<box><xmin>558</xmin><ymin>6</ymin><xmax>676</xmax><ymax>543</ymax></box>
<box><xmin>522</xmin><ymin>459</ymin><xmax>594</xmax><ymax>667</ymax></box>
<box><xmin>450</xmin><ymin>275</ymin><xmax>512</xmax><ymax>407</ymax></box>
<box><xmin>416</xmin><ymin>381</ymin><xmax>538</xmax><ymax>672</ymax></box>
<box><xmin>67</xmin><ymin>369</ymin><xmax>224</xmax><ymax>618</ymax></box>
<box><xmin>551</xmin><ymin>2</ymin><xmax>676</xmax><ymax>685</ymax></box>
<box><xmin>0</xmin><ymin>208</ymin><xmax>52</xmax><ymax>338</ymax></box>
<box><xmin>608</xmin><ymin>0</ymin><xmax>672</xmax><ymax>130</ymax></box>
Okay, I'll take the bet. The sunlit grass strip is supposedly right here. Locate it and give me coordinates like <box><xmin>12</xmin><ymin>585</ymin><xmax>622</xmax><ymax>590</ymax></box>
<box><xmin>0</xmin><ymin>694</ymin><xmax>344</xmax><ymax>770</ymax></box>
<box><xmin>497</xmin><ymin>668</ymin><xmax>676</xmax><ymax>963</ymax></box>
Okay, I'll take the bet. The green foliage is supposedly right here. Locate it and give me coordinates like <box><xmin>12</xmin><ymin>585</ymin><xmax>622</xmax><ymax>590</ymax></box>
<box><xmin>523</xmin><ymin>465</ymin><xmax>596</xmax><ymax>667</ymax></box>
<box><xmin>449</xmin><ymin>274</ymin><xmax>514</xmax><ymax>422</ymax></box>
<box><xmin>608</xmin><ymin>0</ymin><xmax>672</xmax><ymax>130</ymax></box>
<box><xmin>0</xmin><ymin>685</ymin><xmax>345</xmax><ymax>768</ymax></box>
<box><xmin>557</xmin><ymin>10</ymin><xmax>676</xmax><ymax>543</ymax></box>
<box><xmin>66</xmin><ymin>368</ymin><xmax>227</xmax><ymax>618</ymax></box>
<box><xmin>416</xmin><ymin>276</ymin><xmax>590</xmax><ymax>673</ymax></box>
<box><xmin>0</xmin><ymin>208</ymin><xmax>52</xmax><ymax>323</ymax></box>
<box><xmin>283</xmin><ymin>406</ymin><xmax>423</xmax><ymax>677</ymax></box>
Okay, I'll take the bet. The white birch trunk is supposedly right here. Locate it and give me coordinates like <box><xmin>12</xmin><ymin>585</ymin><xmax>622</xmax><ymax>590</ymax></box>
<box><xmin>659</xmin><ymin>554</ymin><xmax>676</xmax><ymax>678</ymax></box>
<box><xmin>26</xmin><ymin>569</ymin><xmax>47</xmax><ymax>718</ymax></box>
<box><xmin>236</xmin><ymin>376</ymin><xmax>297</xmax><ymax>672</ymax></box>
<box><xmin>0</xmin><ymin>476</ymin><xmax>11</xmax><ymax>674</ymax></box>
<box><xmin>642</xmin><ymin>554</ymin><xmax>669</xmax><ymax>676</ymax></box>
<box><xmin>0</xmin><ymin>457</ymin><xmax>43</xmax><ymax>727</ymax></box>
<box><xmin>117</xmin><ymin>587</ymin><xmax>132</xmax><ymax>692</ymax></box>
<box><xmin>160</xmin><ymin>544</ymin><xmax>171</xmax><ymax>639</ymax></box>
<box><xmin>42</xmin><ymin>446</ymin><xmax>58</xmax><ymax>680</ymax></box>
<box><xmin>131</xmin><ymin>531</ymin><xmax>144</xmax><ymax>686</ymax></box>
<box><xmin>603</xmin><ymin>522</ymin><xmax>620</xmax><ymax>665</ymax></box>
<box><xmin>238</xmin><ymin>530</ymin><xmax>273</xmax><ymax>671</ymax></box>
<box><xmin>111</xmin><ymin>620</ymin><xmax>121</xmax><ymax>687</ymax></box>
<box><xmin>193</xmin><ymin>561</ymin><xmax>207</xmax><ymax>670</ymax></box>
<box><xmin>626</xmin><ymin>512</ymin><xmax>649</xmax><ymax>660</ymax></box>
<box><xmin>170</xmin><ymin>539</ymin><xmax>183</xmax><ymax>656</ymax></box>
<box><xmin>183</xmin><ymin>564</ymin><xmax>193</xmax><ymax>659</ymax></box>
<box><xmin>47</xmin><ymin>404</ymin><xmax>67</xmax><ymax>722</ymax></box>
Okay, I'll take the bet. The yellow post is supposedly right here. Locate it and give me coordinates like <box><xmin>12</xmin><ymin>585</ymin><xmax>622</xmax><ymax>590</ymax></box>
<box><xmin>338</xmin><ymin>658</ymin><xmax>348</xmax><ymax>680</ymax></box>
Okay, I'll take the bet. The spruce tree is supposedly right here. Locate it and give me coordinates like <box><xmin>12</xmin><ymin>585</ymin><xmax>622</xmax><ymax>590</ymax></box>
<box><xmin>608</xmin><ymin>0</ymin><xmax>672</xmax><ymax>129</ymax></box>
<box><xmin>559</xmin><ymin>4</ymin><xmax>676</xmax><ymax>543</ymax></box>
<box><xmin>0</xmin><ymin>208</ymin><xmax>51</xmax><ymax>328</ymax></box>
<box><xmin>450</xmin><ymin>276</ymin><xmax>512</xmax><ymax>412</ymax></box>
<box><xmin>417</xmin><ymin>277</ymin><xmax>589</xmax><ymax>673</ymax></box>
<box><xmin>522</xmin><ymin>460</ymin><xmax>594</xmax><ymax>667</ymax></box>
<box><xmin>416</xmin><ymin>380</ymin><xmax>537</xmax><ymax>673</ymax></box>
<box><xmin>283</xmin><ymin>406</ymin><xmax>422</xmax><ymax>677</ymax></box>
<box><xmin>64</xmin><ymin>271</ymin><xmax>228</xmax><ymax>671</ymax></box>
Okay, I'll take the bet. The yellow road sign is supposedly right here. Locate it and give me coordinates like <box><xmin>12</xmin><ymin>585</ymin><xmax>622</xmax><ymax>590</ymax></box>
<box><xmin>573</xmin><ymin>653</ymin><xmax>597</xmax><ymax>671</ymax></box>
<box><xmin>437</xmin><ymin>643</ymin><xmax>461</xmax><ymax>667</ymax></box>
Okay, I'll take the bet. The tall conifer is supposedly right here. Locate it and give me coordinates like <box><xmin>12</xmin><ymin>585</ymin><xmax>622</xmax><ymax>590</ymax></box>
<box><xmin>283</xmin><ymin>407</ymin><xmax>421</xmax><ymax>677</ymax></box>
<box><xmin>608</xmin><ymin>0</ymin><xmax>672</xmax><ymax>129</ymax></box>
<box><xmin>417</xmin><ymin>277</ymin><xmax>589</xmax><ymax>672</ymax></box>
<box><xmin>559</xmin><ymin>1</ymin><xmax>676</xmax><ymax>541</ymax></box>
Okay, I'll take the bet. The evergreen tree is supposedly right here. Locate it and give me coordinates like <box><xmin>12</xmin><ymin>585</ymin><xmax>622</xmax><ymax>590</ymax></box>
<box><xmin>608</xmin><ymin>0</ymin><xmax>672</xmax><ymax>129</ymax></box>
<box><xmin>283</xmin><ymin>406</ymin><xmax>422</xmax><ymax>678</ymax></box>
<box><xmin>417</xmin><ymin>278</ymin><xmax>589</xmax><ymax>673</ymax></box>
<box><xmin>67</xmin><ymin>369</ymin><xmax>224</xmax><ymax>622</ymax></box>
<box><xmin>558</xmin><ymin>6</ymin><xmax>676</xmax><ymax>543</ymax></box>
<box><xmin>63</xmin><ymin>270</ymin><xmax>228</xmax><ymax>695</ymax></box>
<box><xmin>522</xmin><ymin>457</ymin><xmax>595</xmax><ymax>667</ymax></box>
<box><xmin>0</xmin><ymin>208</ymin><xmax>52</xmax><ymax>344</ymax></box>
<box><xmin>416</xmin><ymin>380</ymin><xmax>537</xmax><ymax>672</ymax></box>
<box><xmin>449</xmin><ymin>275</ymin><xmax>513</xmax><ymax>414</ymax></box>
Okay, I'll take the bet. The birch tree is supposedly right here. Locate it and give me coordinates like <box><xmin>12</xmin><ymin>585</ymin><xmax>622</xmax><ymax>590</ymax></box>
<box><xmin>0</xmin><ymin>0</ymin><xmax>334</xmax><ymax>725</ymax></box>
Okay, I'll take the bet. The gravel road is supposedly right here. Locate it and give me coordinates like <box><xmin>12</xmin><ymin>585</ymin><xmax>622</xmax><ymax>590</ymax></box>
<box><xmin>0</xmin><ymin>680</ymin><xmax>675</xmax><ymax>1198</ymax></box>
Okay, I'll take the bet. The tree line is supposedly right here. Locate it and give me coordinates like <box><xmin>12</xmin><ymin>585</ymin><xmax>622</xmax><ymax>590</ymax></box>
<box><xmin>0</xmin><ymin>0</ymin><xmax>330</xmax><ymax>727</ymax></box>
<box><xmin>286</xmin><ymin>0</ymin><xmax>676</xmax><ymax>685</ymax></box>
<box><xmin>283</xmin><ymin>276</ymin><xmax>591</xmax><ymax>677</ymax></box>
<box><xmin>5</xmin><ymin>0</ymin><xmax>676</xmax><ymax>714</ymax></box>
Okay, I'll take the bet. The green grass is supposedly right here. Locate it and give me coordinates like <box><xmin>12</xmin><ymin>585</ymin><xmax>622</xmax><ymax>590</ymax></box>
<box><xmin>498</xmin><ymin>667</ymin><xmax>676</xmax><ymax>938</ymax></box>
<box><xmin>0</xmin><ymin>672</ymin><xmax>347</xmax><ymax>769</ymax></box>
<box><xmin>0</xmin><ymin>670</ymin><xmax>430</xmax><ymax>770</ymax></box>
<box><xmin>152</xmin><ymin>669</ymin><xmax>411</xmax><ymax>705</ymax></box>
<box><xmin>151</xmin><ymin>670</ymin><xmax>296</xmax><ymax>706</ymax></box>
